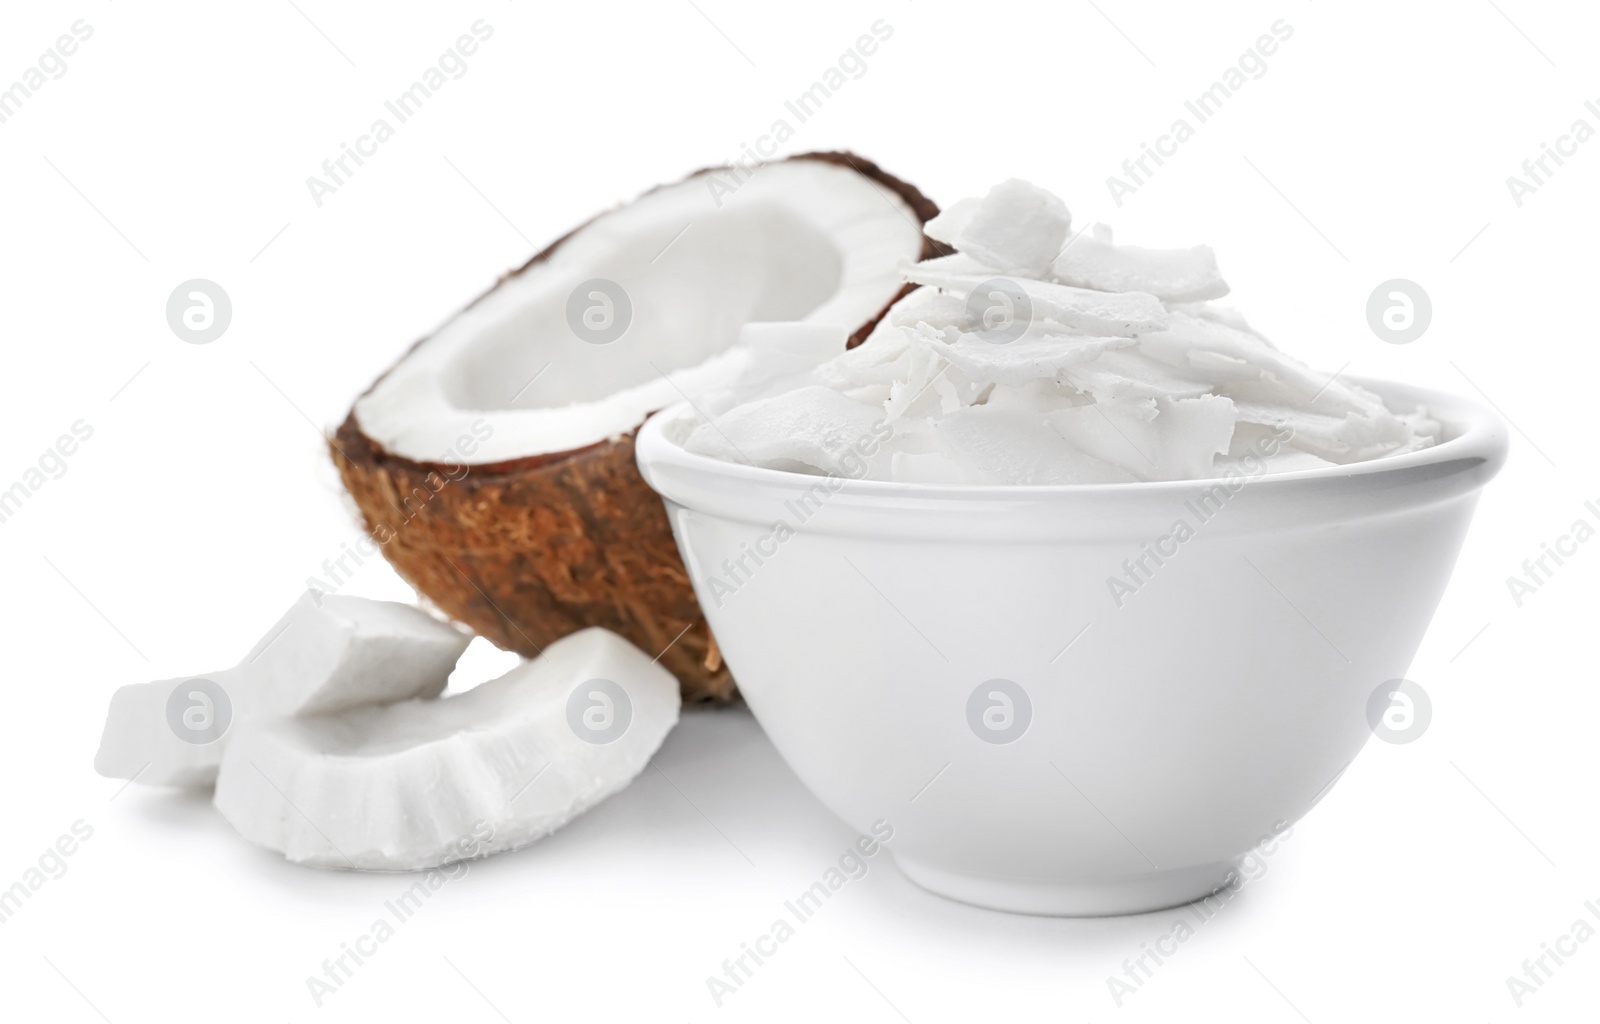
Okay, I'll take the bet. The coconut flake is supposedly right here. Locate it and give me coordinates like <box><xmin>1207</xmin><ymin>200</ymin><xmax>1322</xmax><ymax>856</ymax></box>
<box><xmin>923</xmin><ymin>197</ymin><xmax>979</xmax><ymax>248</ymax></box>
<box><xmin>94</xmin><ymin>593</ymin><xmax>469</xmax><ymax>787</ymax></box>
<box><xmin>913</xmin><ymin>323</ymin><xmax>1138</xmax><ymax>387</ymax></box>
<box><xmin>683</xmin><ymin>385</ymin><xmax>884</xmax><ymax>476</ymax></box>
<box><xmin>952</xmin><ymin>179</ymin><xmax>1072</xmax><ymax>277</ymax></box>
<box><xmin>671</xmin><ymin>179</ymin><xmax>1440</xmax><ymax>482</ymax></box>
<box><xmin>901</xmin><ymin>266</ymin><xmax>1168</xmax><ymax>337</ymax></box>
<box><xmin>1050</xmin><ymin>235</ymin><xmax>1229</xmax><ymax>303</ymax></box>
<box><xmin>936</xmin><ymin>405</ymin><xmax>1134</xmax><ymax>485</ymax></box>
<box><xmin>213</xmin><ymin>628</ymin><xmax>679</xmax><ymax>871</ymax></box>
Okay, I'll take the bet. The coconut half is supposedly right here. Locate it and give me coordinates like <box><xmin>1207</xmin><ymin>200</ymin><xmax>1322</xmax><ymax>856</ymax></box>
<box><xmin>334</xmin><ymin>153</ymin><xmax>939</xmax><ymax>703</ymax></box>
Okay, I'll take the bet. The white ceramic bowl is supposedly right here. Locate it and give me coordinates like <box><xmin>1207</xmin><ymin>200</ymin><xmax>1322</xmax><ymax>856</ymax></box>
<box><xmin>636</xmin><ymin>380</ymin><xmax>1507</xmax><ymax>915</ymax></box>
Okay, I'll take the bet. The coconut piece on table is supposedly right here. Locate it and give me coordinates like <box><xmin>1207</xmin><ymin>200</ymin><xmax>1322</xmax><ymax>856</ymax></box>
<box><xmin>241</xmin><ymin>592</ymin><xmax>469</xmax><ymax>715</ymax></box>
<box><xmin>902</xmin><ymin>265</ymin><xmax>1167</xmax><ymax>338</ymax></box>
<box><xmin>683</xmin><ymin>385</ymin><xmax>886</xmax><ymax>476</ymax></box>
<box><xmin>1049</xmin><ymin>235</ymin><xmax>1229</xmax><ymax>303</ymax></box>
<box><xmin>936</xmin><ymin>404</ymin><xmax>1135</xmax><ymax>485</ymax></box>
<box><xmin>940</xmin><ymin>179</ymin><xmax>1071</xmax><ymax>277</ymax></box>
<box><xmin>94</xmin><ymin>592</ymin><xmax>470</xmax><ymax>787</ymax></box>
<box><xmin>93</xmin><ymin>671</ymin><xmax>252</xmax><ymax>787</ymax></box>
<box><xmin>212</xmin><ymin>628</ymin><xmax>679</xmax><ymax>871</ymax></box>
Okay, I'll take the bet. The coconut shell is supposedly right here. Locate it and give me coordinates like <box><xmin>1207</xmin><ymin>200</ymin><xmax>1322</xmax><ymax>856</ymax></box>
<box><xmin>333</xmin><ymin>152</ymin><xmax>941</xmax><ymax>704</ymax></box>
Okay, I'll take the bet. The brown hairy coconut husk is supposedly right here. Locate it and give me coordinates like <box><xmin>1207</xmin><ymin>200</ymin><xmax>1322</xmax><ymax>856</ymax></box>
<box><xmin>332</xmin><ymin>152</ymin><xmax>940</xmax><ymax>704</ymax></box>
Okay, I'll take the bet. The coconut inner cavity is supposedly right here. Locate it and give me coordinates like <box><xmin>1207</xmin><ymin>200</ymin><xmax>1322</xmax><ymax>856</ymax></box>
<box><xmin>354</xmin><ymin>159</ymin><xmax>925</xmax><ymax>465</ymax></box>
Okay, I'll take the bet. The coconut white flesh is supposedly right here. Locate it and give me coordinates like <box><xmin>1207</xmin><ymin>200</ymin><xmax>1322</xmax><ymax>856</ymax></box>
<box><xmin>242</xmin><ymin>592</ymin><xmax>469</xmax><ymax>715</ymax></box>
<box><xmin>683</xmin><ymin>384</ymin><xmax>887</xmax><ymax>477</ymax></box>
<box><xmin>694</xmin><ymin>323</ymin><xmax>849</xmax><ymax>418</ymax></box>
<box><xmin>912</xmin><ymin>323</ymin><xmax>1138</xmax><ymax>387</ymax></box>
<box><xmin>678</xmin><ymin>180</ymin><xmax>1440</xmax><ymax>482</ymax></box>
<box><xmin>901</xmin><ymin>263</ymin><xmax>1167</xmax><ymax>337</ymax></box>
<box><xmin>922</xmin><ymin>197</ymin><xmax>977</xmax><ymax>248</ymax></box>
<box><xmin>93</xmin><ymin>671</ymin><xmax>251</xmax><ymax>787</ymax></box>
<box><xmin>354</xmin><ymin>159</ymin><xmax>925</xmax><ymax>465</ymax></box>
<box><xmin>1050</xmin><ymin>234</ymin><xmax>1229</xmax><ymax>303</ymax></box>
<box><xmin>938</xmin><ymin>179</ymin><xmax>1070</xmax><ymax>276</ymax></box>
<box><xmin>936</xmin><ymin>405</ymin><xmax>1133</xmax><ymax>485</ymax></box>
<box><xmin>212</xmin><ymin>628</ymin><xmax>679</xmax><ymax>871</ymax></box>
<box><xmin>93</xmin><ymin>592</ymin><xmax>469</xmax><ymax>787</ymax></box>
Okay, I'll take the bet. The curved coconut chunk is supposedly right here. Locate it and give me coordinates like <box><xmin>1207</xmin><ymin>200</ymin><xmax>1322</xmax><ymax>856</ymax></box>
<box><xmin>94</xmin><ymin>592</ymin><xmax>469</xmax><ymax>787</ymax></box>
<box><xmin>1049</xmin><ymin>235</ymin><xmax>1229</xmax><ymax>303</ymax></box>
<box><xmin>902</xmin><ymin>266</ymin><xmax>1167</xmax><ymax>337</ymax></box>
<box><xmin>213</xmin><ymin>628</ymin><xmax>679</xmax><ymax>870</ymax></box>
<box><xmin>355</xmin><ymin>159</ymin><xmax>926</xmax><ymax>465</ymax></box>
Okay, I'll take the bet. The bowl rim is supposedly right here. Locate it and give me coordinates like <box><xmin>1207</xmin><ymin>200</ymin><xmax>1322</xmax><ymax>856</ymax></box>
<box><xmin>636</xmin><ymin>374</ymin><xmax>1510</xmax><ymax>503</ymax></box>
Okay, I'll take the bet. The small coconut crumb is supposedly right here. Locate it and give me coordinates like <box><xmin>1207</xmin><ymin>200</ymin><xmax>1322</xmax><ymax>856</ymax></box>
<box><xmin>681</xmin><ymin>181</ymin><xmax>1441</xmax><ymax>484</ymax></box>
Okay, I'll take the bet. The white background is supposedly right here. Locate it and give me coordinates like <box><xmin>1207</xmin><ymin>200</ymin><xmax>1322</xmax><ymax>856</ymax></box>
<box><xmin>2</xmin><ymin>1</ymin><xmax>1597</xmax><ymax>1020</ymax></box>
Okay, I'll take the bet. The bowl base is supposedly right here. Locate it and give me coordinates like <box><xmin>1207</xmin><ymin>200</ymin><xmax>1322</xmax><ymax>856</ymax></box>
<box><xmin>892</xmin><ymin>854</ymin><xmax>1235</xmax><ymax>917</ymax></box>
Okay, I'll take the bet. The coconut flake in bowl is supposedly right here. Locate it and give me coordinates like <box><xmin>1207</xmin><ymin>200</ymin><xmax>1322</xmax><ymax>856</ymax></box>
<box><xmin>684</xmin><ymin>179</ymin><xmax>1440</xmax><ymax>485</ymax></box>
